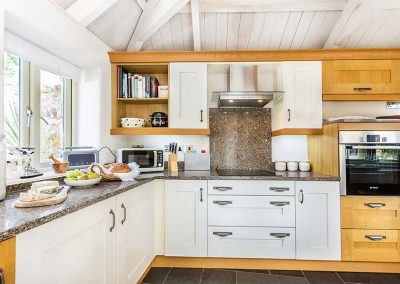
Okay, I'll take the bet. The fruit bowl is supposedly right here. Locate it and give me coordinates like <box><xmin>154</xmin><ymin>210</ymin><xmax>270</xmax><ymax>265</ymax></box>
<box><xmin>64</xmin><ymin>177</ymin><xmax>101</xmax><ymax>187</ymax></box>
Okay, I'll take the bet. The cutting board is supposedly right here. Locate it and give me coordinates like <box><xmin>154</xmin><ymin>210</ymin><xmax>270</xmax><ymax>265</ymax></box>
<box><xmin>14</xmin><ymin>186</ymin><xmax>70</xmax><ymax>208</ymax></box>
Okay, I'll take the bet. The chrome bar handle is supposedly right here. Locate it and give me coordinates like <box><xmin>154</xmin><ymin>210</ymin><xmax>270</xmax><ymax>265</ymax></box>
<box><xmin>365</xmin><ymin>235</ymin><xmax>386</xmax><ymax>241</ymax></box>
<box><xmin>213</xmin><ymin>232</ymin><xmax>232</xmax><ymax>237</ymax></box>
<box><xmin>270</xmin><ymin>201</ymin><xmax>290</xmax><ymax>206</ymax></box>
<box><xmin>364</xmin><ymin>202</ymin><xmax>386</xmax><ymax>208</ymax></box>
<box><xmin>109</xmin><ymin>209</ymin><xmax>116</xmax><ymax>232</ymax></box>
<box><xmin>213</xmin><ymin>186</ymin><xmax>232</xmax><ymax>191</ymax></box>
<box><xmin>200</xmin><ymin>110</ymin><xmax>204</xmax><ymax>122</ymax></box>
<box><xmin>299</xmin><ymin>189</ymin><xmax>304</xmax><ymax>204</ymax></box>
<box><xmin>269</xmin><ymin>187</ymin><xmax>290</xmax><ymax>192</ymax></box>
<box><xmin>270</xmin><ymin>233</ymin><xmax>290</xmax><ymax>238</ymax></box>
<box><xmin>121</xmin><ymin>203</ymin><xmax>127</xmax><ymax>225</ymax></box>
<box><xmin>200</xmin><ymin>187</ymin><xmax>203</xmax><ymax>202</ymax></box>
<box><xmin>213</xmin><ymin>200</ymin><xmax>232</xmax><ymax>206</ymax></box>
<box><xmin>287</xmin><ymin>108</ymin><xmax>291</xmax><ymax>122</ymax></box>
<box><xmin>353</xmin><ymin>87</ymin><xmax>372</xmax><ymax>92</ymax></box>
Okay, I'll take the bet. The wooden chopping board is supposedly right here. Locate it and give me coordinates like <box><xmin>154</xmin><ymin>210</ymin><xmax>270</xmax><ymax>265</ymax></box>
<box><xmin>14</xmin><ymin>186</ymin><xmax>70</xmax><ymax>208</ymax></box>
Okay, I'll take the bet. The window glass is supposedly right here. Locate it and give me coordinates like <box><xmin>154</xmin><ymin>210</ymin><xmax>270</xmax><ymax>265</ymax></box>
<box><xmin>39</xmin><ymin>70</ymin><xmax>65</xmax><ymax>163</ymax></box>
<box><xmin>3</xmin><ymin>52</ymin><xmax>20</xmax><ymax>147</ymax></box>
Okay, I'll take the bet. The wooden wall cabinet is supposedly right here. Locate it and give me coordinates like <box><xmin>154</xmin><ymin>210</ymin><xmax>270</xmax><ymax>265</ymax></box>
<box><xmin>0</xmin><ymin>237</ymin><xmax>15</xmax><ymax>284</ymax></box>
<box><xmin>323</xmin><ymin>60</ymin><xmax>400</xmax><ymax>101</ymax></box>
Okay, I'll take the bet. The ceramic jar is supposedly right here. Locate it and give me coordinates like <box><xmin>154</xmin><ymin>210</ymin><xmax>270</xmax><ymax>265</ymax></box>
<box><xmin>274</xmin><ymin>161</ymin><xmax>287</xmax><ymax>171</ymax></box>
<box><xmin>299</xmin><ymin>161</ymin><xmax>311</xmax><ymax>172</ymax></box>
<box><xmin>287</xmin><ymin>161</ymin><xmax>299</xmax><ymax>172</ymax></box>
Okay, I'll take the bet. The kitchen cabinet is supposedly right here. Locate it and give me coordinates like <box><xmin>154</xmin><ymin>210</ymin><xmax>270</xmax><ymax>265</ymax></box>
<box><xmin>169</xmin><ymin>63</ymin><xmax>208</xmax><ymax>129</ymax></box>
<box><xmin>16</xmin><ymin>198</ymin><xmax>117</xmax><ymax>284</ymax></box>
<box><xmin>116</xmin><ymin>182</ymin><xmax>155</xmax><ymax>284</ymax></box>
<box><xmin>295</xmin><ymin>181</ymin><xmax>341</xmax><ymax>260</ymax></box>
<box><xmin>323</xmin><ymin>60</ymin><xmax>400</xmax><ymax>100</ymax></box>
<box><xmin>272</xmin><ymin>61</ymin><xmax>322</xmax><ymax>132</ymax></box>
<box><xmin>165</xmin><ymin>180</ymin><xmax>207</xmax><ymax>256</ymax></box>
<box><xmin>0</xmin><ymin>237</ymin><xmax>15</xmax><ymax>284</ymax></box>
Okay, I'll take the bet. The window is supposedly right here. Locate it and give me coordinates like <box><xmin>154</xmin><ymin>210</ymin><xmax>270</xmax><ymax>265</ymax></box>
<box><xmin>3</xmin><ymin>52</ymin><xmax>75</xmax><ymax>168</ymax></box>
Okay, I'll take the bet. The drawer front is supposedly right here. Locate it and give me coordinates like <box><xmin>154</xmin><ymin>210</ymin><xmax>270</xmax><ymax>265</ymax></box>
<box><xmin>209</xmin><ymin>196</ymin><xmax>295</xmax><ymax>227</ymax></box>
<box><xmin>341</xmin><ymin>196</ymin><xmax>400</xmax><ymax>229</ymax></box>
<box><xmin>208</xmin><ymin>226</ymin><xmax>295</xmax><ymax>259</ymax></box>
<box><xmin>342</xmin><ymin>229</ymin><xmax>400</xmax><ymax>262</ymax></box>
<box><xmin>208</xmin><ymin>180</ymin><xmax>295</xmax><ymax>196</ymax></box>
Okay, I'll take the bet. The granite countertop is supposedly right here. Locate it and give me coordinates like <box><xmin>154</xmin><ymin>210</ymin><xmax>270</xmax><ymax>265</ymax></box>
<box><xmin>0</xmin><ymin>171</ymin><xmax>339</xmax><ymax>241</ymax></box>
<box><xmin>324</xmin><ymin>118</ymin><xmax>400</xmax><ymax>125</ymax></box>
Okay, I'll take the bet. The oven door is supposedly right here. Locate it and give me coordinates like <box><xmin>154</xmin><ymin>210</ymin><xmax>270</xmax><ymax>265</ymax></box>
<box><xmin>122</xmin><ymin>150</ymin><xmax>157</xmax><ymax>169</ymax></box>
<box><xmin>343</xmin><ymin>144</ymin><xmax>400</xmax><ymax>195</ymax></box>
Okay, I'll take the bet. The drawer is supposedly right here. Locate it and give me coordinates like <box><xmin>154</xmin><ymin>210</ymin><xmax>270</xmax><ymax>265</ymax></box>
<box><xmin>342</xmin><ymin>229</ymin><xmax>400</xmax><ymax>262</ymax></box>
<box><xmin>341</xmin><ymin>196</ymin><xmax>400</xmax><ymax>229</ymax></box>
<box><xmin>208</xmin><ymin>226</ymin><xmax>295</xmax><ymax>259</ymax></box>
<box><xmin>208</xmin><ymin>196</ymin><xmax>295</xmax><ymax>227</ymax></box>
<box><xmin>208</xmin><ymin>180</ymin><xmax>295</xmax><ymax>196</ymax></box>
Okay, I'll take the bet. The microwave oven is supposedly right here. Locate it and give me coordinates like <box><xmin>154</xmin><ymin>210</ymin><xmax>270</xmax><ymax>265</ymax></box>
<box><xmin>117</xmin><ymin>148</ymin><xmax>164</xmax><ymax>172</ymax></box>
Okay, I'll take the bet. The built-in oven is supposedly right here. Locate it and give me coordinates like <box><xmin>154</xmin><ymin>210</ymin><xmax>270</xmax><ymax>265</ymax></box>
<box><xmin>339</xmin><ymin>131</ymin><xmax>400</xmax><ymax>196</ymax></box>
<box><xmin>117</xmin><ymin>148</ymin><xmax>164</xmax><ymax>172</ymax></box>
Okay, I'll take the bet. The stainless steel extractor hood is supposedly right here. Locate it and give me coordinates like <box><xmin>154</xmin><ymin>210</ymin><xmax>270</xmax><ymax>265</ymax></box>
<box><xmin>211</xmin><ymin>65</ymin><xmax>283</xmax><ymax>108</ymax></box>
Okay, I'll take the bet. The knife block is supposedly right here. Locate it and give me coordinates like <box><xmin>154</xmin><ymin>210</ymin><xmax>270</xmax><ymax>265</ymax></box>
<box><xmin>168</xmin><ymin>154</ymin><xmax>178</xmax><ymax>173</ymax></box>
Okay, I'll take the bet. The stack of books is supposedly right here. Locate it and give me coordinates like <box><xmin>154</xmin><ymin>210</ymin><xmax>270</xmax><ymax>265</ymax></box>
<box><xmin>117</xmin><ymin>66</ymin><xmax>159</xmax><ymax>99</ymax></box>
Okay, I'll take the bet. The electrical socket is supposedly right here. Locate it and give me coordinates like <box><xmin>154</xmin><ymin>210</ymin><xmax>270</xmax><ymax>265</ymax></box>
<box><xmin>164</xmin><ymin>145</ymin><xmax>170</xmax><ymax>152</ymax></box>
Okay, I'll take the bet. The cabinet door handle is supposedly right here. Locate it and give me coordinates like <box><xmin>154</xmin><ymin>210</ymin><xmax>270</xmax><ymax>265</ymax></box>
<box><xmin>270</xmin><ymin>233</ymin><xmax>290</xmax><ymax>238</ymax></box>
<box><xmin>299</xmin><ymin>189</ymin><xmax>304</xmax><ymax>204</ymax></box>
<box><xmin>200</xmin><ymin>110</ymin><xmax>204</xmax><ymax>122</ymax></box>
<box><xmin>200</xmin><ymin>187</ymin><xmax>203</xmax><ymax>202</ymax></box>
<box><xmin>353</xmin><ymin>87</ymin><xmax>372</xmax><ymax>92</ymax></box>
<box><xmin>270</xmin><ymin>201</ymin><xmax>290</xmax><ymax>206</ymax></box>
<box><xmin>109</xmin><ymin>209</ymin><xmax>116</xmax><ymax>232</ymax></box>
<box><xmin>213</xmin><ymin>232</ymin><xmax>232</xmax><ymax>237</ymax></box>
<box><xmin>213</xmin><ymin>186</ymin><xmax>232</xmax><ymax>191</ymax></box>
<box><xmin>364</xmin><ymin>202</ymin><xmax>386</xmax><ymax>208</ymax></box>
<box><xmin>213</xmin><ymin>200</ymin><xmax>232</xmax><ymax>206</ymax></box>
<box><xmin>287</xmin><ymin>108</ymin><xmax>291</xmax><ymax>122</ymax></box>
<box><xmin>121</xmin><ymin>203</ymin><xmax>127</xmax><ymax>225</ymax></box>
<box><xmin>365</xmin><ymin>235</ymin><xmax>386</xmax><ymax>241</ymax></box>
<box><xmin>269</xmin><ymin>187</ymin><xmax>290</xmax><ymax>192</ymax></box>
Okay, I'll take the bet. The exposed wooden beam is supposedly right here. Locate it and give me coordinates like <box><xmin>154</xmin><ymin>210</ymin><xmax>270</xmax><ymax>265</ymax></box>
<box><xmin>179</xmin><ymin>0</ymin><xmax>347</xmax><ymax>13</ymax></box>
<box><xmin>126</xmin><ymin>0</ymin><xmax>190</xmax><ymax>51</ymax></box>
<box><xmin>324</xmin><ymin>0</ymin><xmax>387</xmax><ymax>48</ymax></box>
<box><xmin>136</xmin><ymin>0</ymin><xmax>146</xmax><ymax>10</ymax></box>
<box><xmin>66</xmin><ymin>0</ymin><xmax>119</xmax><ymax>27</ymax></box>
<box><xmin>191</xmin><ymin>0</ymin><xmax>200</xmax><ymax>51</ymax></box>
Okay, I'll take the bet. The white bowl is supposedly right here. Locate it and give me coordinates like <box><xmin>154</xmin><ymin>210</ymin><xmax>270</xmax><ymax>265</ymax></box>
<box><xmin>64</xmin><ymin>177</ymin><xmax>101</xmax><ymax>187</ymax></box>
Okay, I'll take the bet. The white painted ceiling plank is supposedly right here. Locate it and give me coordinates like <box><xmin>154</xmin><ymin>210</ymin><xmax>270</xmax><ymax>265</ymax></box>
<box><xmin>343</xmin><ymin>20</ymin><xmax>370</xmax><ymax>48</ymax></box>
<box><xmin>141</xmin><ymin>38</ymin><xmax>153</xmax><ymax>50</ymax></box>
<box><xmin>160</xmin><ymin>20</ymin><xmax>174</xmax><ymax>50</ymax></box>
<box><xmin>136</xmin><ymin>0</ymin><xmax>146</xmax><ymax>10</ymax></box>
<box><xmin>237</xmin><ymin>13</ymin><xmax>253</xmax><ymax>50</ymax></box>
<box><xmin>66</xmin><ymin>0</ymin><xmax>118</xmax><ymax>26</ymax></box>
<box><xmin>226</xmin><ymin>13</ymin><xmax>241</xmax><ymax>50</ymax></box>
<box><xmin>127</xmin><ymin>0</ymin><xmax>190</xmax><ymax>51</ymax></box>
<box><xmin>180</xmin><ymin>12</ymin><xmax>194</xmax><ymax>50</ymax></box>
<box><xmin>368</xmin><ymin>11</ymin><xmax>399</xmax><ymax>48</ymax></box>
<box><xmin>313</xmin><ymin>10</ymin><xmax>340</xmax><ymax>48</ymax></box>
<box><xmin>356</xmin><ymin>15</ymin><xmax>386</xmax><ymax>48</ymax></box>
<box><xmin>199</xmin><ymin>12</ymin><xmax>206</xmax><ymax>50</ymax></box>
<box><xmin>280</xmin><ymin>11</ymin><xmax>302</xmax><ymax>49</ymax></box>
<box><xmin>204</xmin><ymin>13</ymin><xmax>217</xmax><ymax>50</ymax></box>
<box><xmin>269</xmin><ymin>12</ymin><xmax>290</xmax><ymax>49</ymax></box>
<box><xmin>170</xmin><ymin>14</ymin><xmax>185</xmax><ymax>50</ymax></box>
<box><xmin>259</xmin><ymin>12</ymin><xmax>278</xmax><ymax>50</ymax></box>
<box><xmin>247</xmin><ymin>12</ymin><xmax>266</xmax><ymax>50</ymax></box>
<box><xmin>191</xmin><ymin>0</ymin><xmax>201</xmax><ymax>50</ymax></box>
<box><xmin>150</xmin><ymin>30</ymin><xmax>164</xmax><ymax>50</ymax></box>
<box><xmin>290</xmin><ymin>11</ymin><xmax>314</xmax><ymax>49</ymax></box>
<box><xmin>215</xmin><ymin>12</ymin><xmax>229</xmax><ymax>50</ymax></box>
<box><xmin>301</xmin><ymin>11</ymin><xmax>326</xmax><ymax>48</ymax></box>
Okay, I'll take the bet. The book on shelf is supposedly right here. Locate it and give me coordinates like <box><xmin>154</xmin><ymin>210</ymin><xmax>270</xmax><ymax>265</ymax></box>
<box><xmin>117</xmin><ymin>67</ymin><xmax>161</xmax><ymax>100</ymax></box>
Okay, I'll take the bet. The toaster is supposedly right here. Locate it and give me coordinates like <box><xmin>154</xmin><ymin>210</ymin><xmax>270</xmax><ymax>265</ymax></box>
<box><xmin>61</xmin><ymin>147</ymin><xmax>99</xmax><ymax>169</ymax></box>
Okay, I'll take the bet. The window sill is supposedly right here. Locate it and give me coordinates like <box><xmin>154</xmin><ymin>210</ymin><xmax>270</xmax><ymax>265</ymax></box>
<box><xmin>6</xmin><ymin>171</ymin><xmax>66</xmax><ymax>186</ymax></box>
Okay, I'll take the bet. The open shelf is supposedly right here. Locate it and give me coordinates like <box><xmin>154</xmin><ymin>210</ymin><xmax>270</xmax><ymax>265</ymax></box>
<box><xmin>110</xmin><ymin>127</ymin><xmax>210</xmax><ymax>135</ymax></box>
<box><xmin>117</xmin><ymin>98</ymin><xmax>168</xmax><ymax>104</ymax></box>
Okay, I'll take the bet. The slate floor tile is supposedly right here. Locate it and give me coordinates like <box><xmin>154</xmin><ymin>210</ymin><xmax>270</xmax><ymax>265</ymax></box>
<box><xmin>237</xmin><ymin>271</ymin><xmax>270</xmax><ymax>284</ymax></box>
<box><xmin>269</xmin><ymin>270</ymin><xmax>305</xmax><ymax>278</ymax></box>
<box><xmin>303</xmin><ymin>271</ymin><xmax>343</xmax><ymax>284</ymax></box>
<box><xmin>200</xmin><ymin>268</ymin><xmax>236</xmax><ymax>284</ymax></box>
<box><xmin>225</xmin><ymin>268</ymin><xmax>269</xmax><ymax>274</ymax></box>
<box><xmin>337</xmin><ymin>272</ymin><xmax>400</xmax><ymax>284</ymax></box>
<box><xmin>164</xmin><ymin>268</ymin><xmax>203</xmax><ymax>284</ymax></box>
<box><xmin>142</xmin><ymin>267</ymin><xmax>171</xmax><ymax>284</ymax></box>
<box><xmin>264</xmin><ymin>274</ymin><xmax>308</xmax><ymax>284</ymax></box>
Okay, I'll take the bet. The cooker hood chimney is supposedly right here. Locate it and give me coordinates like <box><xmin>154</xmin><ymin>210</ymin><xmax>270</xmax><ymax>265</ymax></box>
<box><xmin>212</xmin><ymin>65</ymin><xmax>283</xmax><ymax>108</ymax></box>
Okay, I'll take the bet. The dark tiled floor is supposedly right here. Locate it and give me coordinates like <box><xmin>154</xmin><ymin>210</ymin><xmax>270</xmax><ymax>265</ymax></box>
<box><xmin>142</xmin><ymin>268</ymin><xmax>400</xmax><ymax>284</ymax></box>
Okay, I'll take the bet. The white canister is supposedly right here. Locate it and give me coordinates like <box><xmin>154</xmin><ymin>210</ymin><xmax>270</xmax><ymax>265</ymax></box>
<box><xmin>299</xmin><ymin>161</ymin><xmax>311</xmax><ymax>172</ymax></box>
<box><xmin>287</xmin><ymin>161</ymin><xmax>299</xmax><ymax>172</ymax></box>
<box><xmin>274</xmin><ymin>161</ymin><xmax>287</xmax><ymax>171</ymax></box>
<box><xmin>0</xmin><ymin>134</ymin><xmax>6</xmax><ymax>201</ymax></box>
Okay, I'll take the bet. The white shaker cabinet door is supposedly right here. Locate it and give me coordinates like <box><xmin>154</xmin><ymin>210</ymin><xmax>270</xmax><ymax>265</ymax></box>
<box><xmin>169</xmin><ymin>63</ymin><xmax>208</xmax><ymax>128</ymax></box>
<box><xmin>165</xmin><ymin>180</ymin><xmax>208</xmax><ymax>256</ymax></box>
<box><xmin>295</xmin><ymin>181</ymin><xmax>341</xmax><ymax>260</ymax></box>
<box><xmin>16</xmin><ymin>198</ymin><xmax>117</xmax><ymax>284</ymax></box>
<box><xmin>116</xmin><ymin>182</ymin><xmax>155</xmax><ymax>284</ymax></box>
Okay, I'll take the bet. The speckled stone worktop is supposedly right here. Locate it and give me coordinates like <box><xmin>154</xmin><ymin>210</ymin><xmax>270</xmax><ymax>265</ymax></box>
<box><xmin>0</xmin><ymin>171</ymin><xmax>339</xmax><ymax>241</ymax></box>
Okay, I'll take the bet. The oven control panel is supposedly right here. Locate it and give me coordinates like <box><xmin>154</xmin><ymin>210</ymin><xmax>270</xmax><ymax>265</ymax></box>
<box><xmin>340</xmin><ymin>131</ymin><xmax>400</xmax><ymax>144</ymax></box>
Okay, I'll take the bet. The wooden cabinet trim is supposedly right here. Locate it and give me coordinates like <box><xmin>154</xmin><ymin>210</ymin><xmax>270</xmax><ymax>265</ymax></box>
<box><xmin>0</xmin><ymin>237</ymin><xmax>16</xmax><ymax>284</ymax></box>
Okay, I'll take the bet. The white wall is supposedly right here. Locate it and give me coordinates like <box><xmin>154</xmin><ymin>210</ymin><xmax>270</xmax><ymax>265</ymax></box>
<box><xmin>272</xmin><ymin>135</ymin><xmax>309</xmax><ymax>162</ymax></box>
<box><xmin>0</xmin><ymin>5</ymin><xmax>4</xmax><ymax>135</ymax></box>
